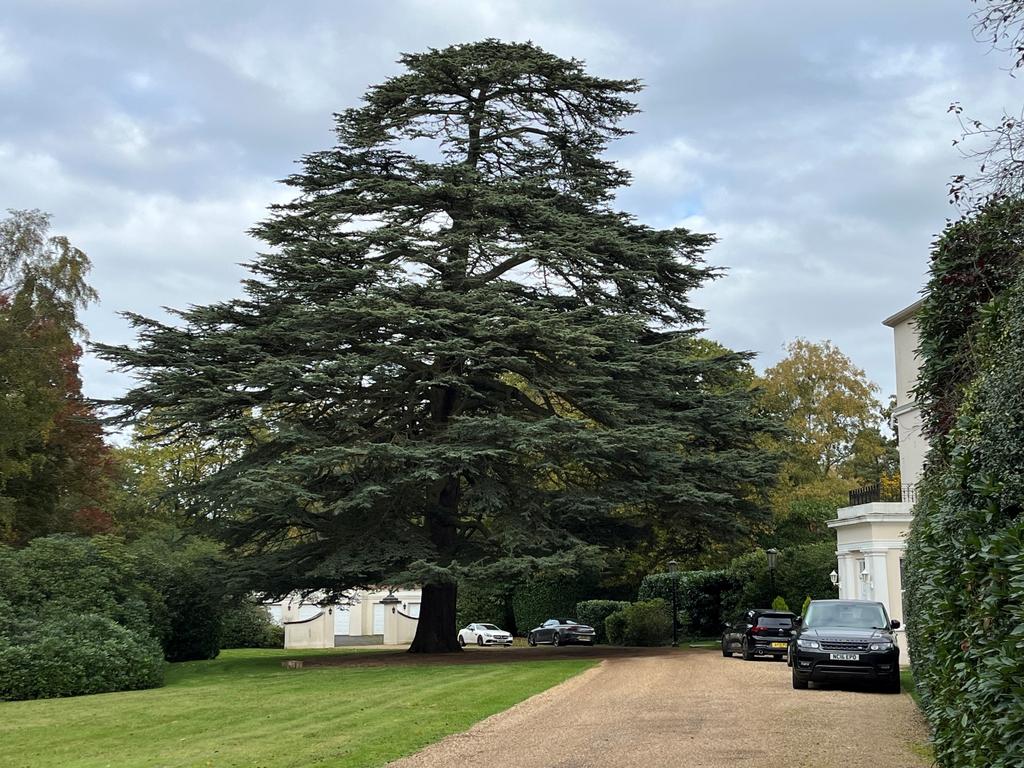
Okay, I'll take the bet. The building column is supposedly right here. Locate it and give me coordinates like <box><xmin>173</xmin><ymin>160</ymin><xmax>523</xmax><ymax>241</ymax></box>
<box><xmin>863</xmin><ymin>549</ymin><xmax>891</xmax><ymax>613</ymax></box>
<box><xmin>837</xmin><ymin>552</ymin><xmax>857</xmax><ymax>600</ymax></box>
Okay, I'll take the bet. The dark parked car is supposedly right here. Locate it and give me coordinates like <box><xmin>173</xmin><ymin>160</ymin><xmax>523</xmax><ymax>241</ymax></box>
<box><xmin>721</xmin><ymin>608</ymin><xmax>797</xmax><ymax>660</ymax></box>
<box><xmin>790</xmin><ymin>599</ymin><xmax>901</xmax><ymax>693</ymax></box>
<box><xmin>527</xmin><ymin>618</ymin><xmax>596</xmax><ymax>647</ymax></box>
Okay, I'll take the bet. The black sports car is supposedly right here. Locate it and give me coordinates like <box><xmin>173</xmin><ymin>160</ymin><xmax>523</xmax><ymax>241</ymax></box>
<box><xmin>527</xmin><ymin>618</ymin><xmax>596</xmax><ymax>646</ymax></box>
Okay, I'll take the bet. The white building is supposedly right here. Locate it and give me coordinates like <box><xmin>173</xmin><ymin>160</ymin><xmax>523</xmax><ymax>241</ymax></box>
<box><xmin>267</xmin><ymin>587</ymin><xmax>422</xmax><ymax>649</ymax></box>
<box><xmin>827</xmin><ymin>299</ymin><xmax>925</xmax><ymax>659</ymax></box>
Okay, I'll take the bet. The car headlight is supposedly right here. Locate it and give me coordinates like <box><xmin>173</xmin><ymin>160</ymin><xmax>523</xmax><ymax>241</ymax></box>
<box><xmin>869</xmin><ymin>641</ymin><xmax>894</xmax><ymax>651</ymax></box>
<box><xmin>796</xmin><ymin>638</ymin><xmax>819</xmax><ymax>649</ymax></box>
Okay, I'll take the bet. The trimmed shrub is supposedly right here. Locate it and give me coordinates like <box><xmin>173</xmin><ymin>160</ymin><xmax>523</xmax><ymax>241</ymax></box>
<box><xmin>605</xmin><ymin>599</ymin><xmax>672</xmax><ymax>647</ymax></box>
<box><xmin>801</xmin><ymin>595</ymin><xmax>811</xmax><ymax>616</ymax></box>
<box><xmin>0</xmin><ymin>614</ymin><xmax>164</xmax><ymax>701</ymax></box>
<box><xmin>605</xmin><ymin>607</ymin><xmax>628</xmax><ymax>645</ymax></box>
<box><xmin>220</xmin><ymin>599</ymin><xmax>283</xmax><ymax>649</ymax></box>
<box><xmin>575</xmin><ymin>600</ymin><xmax>629</xmax><ymax>644</ymax></box>
<box><xmin>771</xmin><ymin>596</ymin><xmax>789</xmax><ymax>612</ymax></box>
<box><xmin>638</xmin><ymin>570</ymin><xmax>734</xmax><ymax>637</ymax></box>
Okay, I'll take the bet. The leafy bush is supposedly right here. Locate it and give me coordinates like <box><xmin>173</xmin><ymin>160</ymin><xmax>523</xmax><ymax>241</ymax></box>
<box><xmin>801</xmin><ymin>595</ymin><xmax>811</xmax><ymax>616</ymax></box>
<box><xmin>723</xmin><ymin>543</ymin><xmax>835</xmax><ymax>618</ymax></box>
<box><xmin>131</xmin><ymin>533</ymin><xmax>225</xmax><ymax>661</ymax></box>
<box><xmin>604</xmin><ymin>599</ymin><xmax>672</xmax><ymax>646</ymax></box>
<box><xmin>605</xmin><ymin>608</ymin><xmax>628</xmax><ymax>645</ymax></box>
<box><xmin>0</xmin><ymin>614</ymin><xmax>164</xmax><ymax>701</ymax></box>
<box><xmin>220</xmin><ymin>599</ymin><xmax>283</xmax><ymax>649</ymax></box>
<box><xmin>905</xmin><ymin>262</ymin><xmax>1024</xmax><ymax>768</ymax></box>
<box><xmin>575</xmin><ymin>600</ymin><xmax>629</xmax><ymax>644</ymax></box>
<box><xmin>771</xmin><ymin>596</ymin><xmax>789</xmax><ymax>612</ymax></box>
<box><xmin>638</xmin><ymin>570</ymin><xmax>734</xmax><ymax>637</ymax></box>
<box><xmin>512</xmin><ymin>575</ymin><xmax>593</xmax><ymax>635</ymax></box>
<box><xmin>0</xmin><ymin>535</ymin><xmax>154</xmax><ymax>635</ymax></box>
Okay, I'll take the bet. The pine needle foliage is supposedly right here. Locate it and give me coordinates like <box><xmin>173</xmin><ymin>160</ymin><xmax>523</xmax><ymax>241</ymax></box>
<box><xmin>97</xmin><ymin>41</ymin><xmax>777</xmax><ymax>652</ymax></box>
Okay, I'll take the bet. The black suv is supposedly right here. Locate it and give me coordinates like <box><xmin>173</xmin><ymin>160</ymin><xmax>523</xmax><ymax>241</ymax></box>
<box><xmin>721</xmin><ymin>608</ymin><xmax>797</xmax><ymax>660</ymax></box>
<box><xmin>791</xmin><ymin>599</ymin><xmax>901</xmax><ymax>693</ymax></box>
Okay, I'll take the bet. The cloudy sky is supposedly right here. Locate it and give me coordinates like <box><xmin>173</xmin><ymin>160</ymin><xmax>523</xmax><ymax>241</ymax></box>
<box><xmin>4</xmin><ymin>0</ymin><xmax>1021</xmax><ymax>401</ymax></box>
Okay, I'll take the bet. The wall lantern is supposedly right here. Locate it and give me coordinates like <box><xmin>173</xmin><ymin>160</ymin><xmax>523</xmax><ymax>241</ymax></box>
<box><xmin>829</xmin><ymin>569</ymin><xmax>839</xmax><ymax>587</ymax></box>
<box><xmin>859</xmin><ymin>565</ymin><xmax>870</xmax><ymax>582</ymax></box>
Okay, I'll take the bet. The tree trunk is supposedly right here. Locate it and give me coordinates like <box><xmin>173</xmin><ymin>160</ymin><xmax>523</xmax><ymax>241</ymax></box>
<box><xmin>408</xmin><ymin>581</ymin><xmax>461</xmax><ymax>653</ymax></box>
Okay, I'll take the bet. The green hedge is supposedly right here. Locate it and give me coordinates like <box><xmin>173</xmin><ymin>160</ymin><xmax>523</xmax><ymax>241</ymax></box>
<box><xmin>605</xmin><ymin>599</ymin><xmax>672</xmax><ymax>646</ymax></box>
<box><xmin>575</xmin><ymin>600</ymin><xmax>629</xmax><ymax>644</ymax></box>
<box><xmin>905</xmin><ymin>261</ymin><xmax>1024</xmax><ymax>767</ymax></box>
<box><xmin>456</xmin><ymin>583</ymin><xmax>510</xmax><ymax>632</ymax></box>
<box><xmin>0</xmin><ymin>614</ymin><xmax>164</xmax><ymax>701</ymax></box>
<box><xmin>638</xmin><ymin>569</ymin><xmax>734</xmax><ymax>637</ymax></box>
<box><xmin>512</xmin><ymin>575</ymin><xmax>592</xmax><ymax>635</ymax></box>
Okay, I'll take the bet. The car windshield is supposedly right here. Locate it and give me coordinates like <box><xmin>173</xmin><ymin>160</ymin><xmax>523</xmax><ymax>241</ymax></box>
<box><xmin>804</xmin><ymin>602</ymin><xmax>888</xmax><ymax>629</ymax></box>
<box><xmin>479</xmin><ymin>624</ymin><xmax>500</xmax><ymax>631</ymax></box>
<box><xmin>556</xmin><ymin>618</ymin><xmax>574</xmax><ymax>625</ymax></box>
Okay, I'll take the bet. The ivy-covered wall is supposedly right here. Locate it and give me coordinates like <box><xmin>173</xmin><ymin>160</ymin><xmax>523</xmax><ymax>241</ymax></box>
<box><xmin>905</xmin><ymin>199</ymin><xmax>1024</xmax><ymax>767</ymax></box>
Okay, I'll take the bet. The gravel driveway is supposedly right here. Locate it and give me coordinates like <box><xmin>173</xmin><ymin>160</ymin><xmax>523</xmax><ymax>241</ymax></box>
<box><xmin>388</xmin><ymin>648</ymin><xmax>930</xmax><ymax>768</ymax></box>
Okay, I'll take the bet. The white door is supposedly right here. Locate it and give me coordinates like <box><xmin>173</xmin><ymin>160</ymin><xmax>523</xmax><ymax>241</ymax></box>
<box><xmin>334</xmin><ymin>607</ymin><xmax>350</xmax><ymax>635</ymax></box>
<box><xmin>372</xmin><ymin>603</ymin><xmax>386</xmax><ymax>634</ymax></box>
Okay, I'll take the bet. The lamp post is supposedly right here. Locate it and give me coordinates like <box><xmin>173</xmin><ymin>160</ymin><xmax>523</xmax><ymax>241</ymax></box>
<box><xmin>668</xmin><ymin>559</ymin><xmax>678</xmax><ymax>647</ymax></box>
<box><xmin>766</xmin><ymin>548</ymin><xmax>779</xmax><ymax>602</ymax></box>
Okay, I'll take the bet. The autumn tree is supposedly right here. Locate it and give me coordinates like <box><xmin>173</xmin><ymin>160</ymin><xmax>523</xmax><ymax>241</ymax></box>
<box><xmin>99</xmin><ymin>41</ymin><xmax>777</xmax><ymax>652</ymax></box>
<box><xmin>755</xmin><ymin>339</ymin><xmax>896</xmax><ymax>548</ymax></box>
<box><xmin>0</xmin><ymin>209</ymin><xmax>111</xmax><ymax>543</ymax></box>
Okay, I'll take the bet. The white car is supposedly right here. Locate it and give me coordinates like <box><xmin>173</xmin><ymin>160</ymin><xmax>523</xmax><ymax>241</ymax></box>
<box><xmin>458</xmin><ymin>623</ymin><xmax>513</xmax><ymax>647</ymax></box>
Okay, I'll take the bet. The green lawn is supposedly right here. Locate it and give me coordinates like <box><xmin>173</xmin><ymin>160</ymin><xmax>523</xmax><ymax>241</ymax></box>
<box><xmin>0</xmin><ymin>648</ymin><xmax>593</xmax><ymax>768</ymax></box>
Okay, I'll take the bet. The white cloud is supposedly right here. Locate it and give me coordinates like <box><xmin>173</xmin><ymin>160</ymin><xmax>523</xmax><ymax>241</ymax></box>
<box><xmin>188</xmin><ymin>27</ymin><xmax>388</xmax><ymax>112</ymax></box>
<box><xmin>858</xmin><ymin>42</ymin><xmax>953</xmax><ymax>81</ymax></box>
<box><xmin>0</xmin><ymin>142</ymin><xmax>288</xmax><ymax>399</ymax></box>
<box><xmin>93</xmin><ymin>111</ymin><xmax>151</xmax><ymax>160</ymax></box>
<box><xmin>622</xmin><ymin>138</ymin><xmax>718</xmax><ymax>190</ymax></box>
<box><xmin>0</xmin><ymin>30</ymin><xmax>27</xmax><ymax>86</ymax></box>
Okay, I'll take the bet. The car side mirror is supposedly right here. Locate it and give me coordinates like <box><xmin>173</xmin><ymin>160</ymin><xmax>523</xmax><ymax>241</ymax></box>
<box><xmin>890</xmin><ymin>619</ymin><xmax>901</xmax><ymax>629</ymax></box>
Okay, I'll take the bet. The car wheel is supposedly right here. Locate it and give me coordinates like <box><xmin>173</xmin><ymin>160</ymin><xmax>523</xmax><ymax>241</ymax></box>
<box><xmin>742</xmin><ymin>638</ymin><xmax>754</xmax><ymax>661</ymax></box>
<box><xmin>721</xmin><ymin>639</ymin><xmax>733</xmax><ymax>658</ymax></box>
<box><xmin>882</xmin><ymin>671</ymin><xmax>901</xmax><ymax>694</ymax></box>
<box><xmin>552</xmin><ymin>632</ymin><xmax>560</xmax><ymax>647</ymax></box>
<box><xmin>792</xmin><ymin>665</ymin><xmax>809</xmax><ymax>690</ymax></box>
<box><xmin>528</xmin><ymin>633</ymin><xmax>536</xmax><ymax>647</ymax></box>
<box><xmin>477</xmin><ymin>635</ymin><xmax>484</xmax><ymax>646</ymax></box>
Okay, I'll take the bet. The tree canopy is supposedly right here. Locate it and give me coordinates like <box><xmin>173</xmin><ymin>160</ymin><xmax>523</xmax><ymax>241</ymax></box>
<box><xmin>0</xmin><ymin>210</ymin><xmax>110</xmax><ymax>544</ymax></box>
<box><xmin>98</xmin><ymin>40</ymin><xmax>777</xmax><ymax>652</ymax></box>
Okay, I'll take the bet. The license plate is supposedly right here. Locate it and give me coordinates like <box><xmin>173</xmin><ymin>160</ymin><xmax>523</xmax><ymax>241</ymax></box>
<box><xmin>770</xmin><ymin>642</ymin><xmax>787</xmax><ymax>649</ymax></box>
<box><xmin>830</xmin><ymin>652</ymin><xmax>860</xmax><ymax>661</ymax></box>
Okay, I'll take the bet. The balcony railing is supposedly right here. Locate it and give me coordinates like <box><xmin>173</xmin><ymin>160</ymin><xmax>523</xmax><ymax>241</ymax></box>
<box><xmin>848</xmin><ymin>482</ymin><xmax>918</xmax><ymax>507</ymax></box>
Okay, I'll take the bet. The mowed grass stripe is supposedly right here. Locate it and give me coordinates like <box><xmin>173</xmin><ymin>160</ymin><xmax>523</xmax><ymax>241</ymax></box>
<box><xmin>1</xmin><ymin>649</ymin><xmax>593</xmax><ymax>768</ymax></box>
